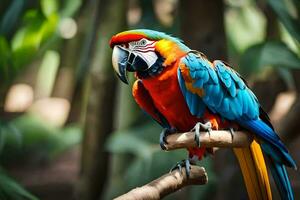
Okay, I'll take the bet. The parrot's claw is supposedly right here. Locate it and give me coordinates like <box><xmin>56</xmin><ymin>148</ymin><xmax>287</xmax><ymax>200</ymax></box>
<box><xmin>229</xmin><ymin>127</ymin><xmax>235</xmax><ymax>141</ymax></box>
<box><xmin>170</xmin><ymin>159</ymin><xmax>192</xmax><ymax>178</ymax></box>
<box><xmin>191</xmin><ymin>122</ymin><xmax>212</xmax><ymax>147</ymax></box>
<box><xmin>159</xmin><ymin>127</ymin><xmax>176</xmax><ymax>150</ymax></box>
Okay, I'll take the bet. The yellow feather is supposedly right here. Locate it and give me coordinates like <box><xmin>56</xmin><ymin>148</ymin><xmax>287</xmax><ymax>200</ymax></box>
<box><xmin>233</xmin><ymin>140</ymin><xmax>272</xmax><ymax>200</ymax></box>
<box><xmin>155</xmin><ymin>39</ymin><xmax>186</xmax><ymax>66</ymax></box>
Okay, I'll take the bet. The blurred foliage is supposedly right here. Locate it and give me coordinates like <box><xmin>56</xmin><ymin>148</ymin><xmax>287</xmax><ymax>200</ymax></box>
<box><xmin>35</xmin><ymin>50</ymin><xmax>60</xmax><ymax>97</ymax></box>
<box><xmin>225</xmin><ymin>0</ymin><xmax>266</xmax><ymax>54</ymax></box>
<box><xmin>0</xmin><ymin>114</ymin><xmax>82</xmax><ymax>164</ymax></box>
<box><xmin>240</xmin><ymin>41</ymin><xmax>300</xmax><ymax>78</ymax></box>
<box><xmin>267</xmin><ymin>0</ymin><xmax>300</xmax><ymax>43</ymax></box>
<box><xmin>0</xmin><ymin>0</ymin><xmax>81</xmax><ymax>85</ymax></box>
<box><xmin>0</xmin><ymin>0</ymin><xmax>83</xmax><ymax>198</ymax></box>
<box><xmin>0</xmin><ymin>115</ymin><xmax>81</xmax><ymax>199</ymax></box>
<box><xmin>0</xmin><ymin>169</ymin><xmax>38</xmax><ymax>200</ymax></box>
<box><xmin>226</xmin><ymin>0</ymin><xmax>300</xmax><ymax>85</ymax></box>
<box><xmin>0</xmin><ymin>0</ymin><xmax>57</xmax><ymax>83</ymax></box>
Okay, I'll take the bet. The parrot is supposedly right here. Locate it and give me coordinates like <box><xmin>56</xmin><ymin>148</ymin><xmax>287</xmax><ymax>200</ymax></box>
<box><xmin>109</xmin><ymin>29</ymin><xmax>297</xmax><ymax>200</ymax></box>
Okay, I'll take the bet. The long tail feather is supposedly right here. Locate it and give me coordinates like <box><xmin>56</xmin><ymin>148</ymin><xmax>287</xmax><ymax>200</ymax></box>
<box><xmin>237</xmin><ymin>119</ymin><xmax>296</xmax><ymax>199</ymax></box>
<box><xmin>233</xmin><ymin>140</ymin><xmax>272</xmax><ymax>200</ymax></box>
<box><xmin>268</xmin><ymin>156</ymin><xmax>294</xmax><ymax>200</ymax></box>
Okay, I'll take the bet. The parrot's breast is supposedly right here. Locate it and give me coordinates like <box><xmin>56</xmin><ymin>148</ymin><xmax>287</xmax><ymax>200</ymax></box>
<box><xmin>140</xmin><ymin>62</ymin><xmax>201</xmax><ymax>132</ymax></box>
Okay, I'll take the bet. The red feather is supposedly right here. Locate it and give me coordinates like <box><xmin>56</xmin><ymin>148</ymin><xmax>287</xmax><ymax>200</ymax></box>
<box><xmin>132</xmin><ymin>80</ymin><xmax>162</xmax><ymax>124</ymax></box>
<box><xmin>110</xmin><ymin>33</ymin><xmax>147</xmax><ymax>48</ymax></box>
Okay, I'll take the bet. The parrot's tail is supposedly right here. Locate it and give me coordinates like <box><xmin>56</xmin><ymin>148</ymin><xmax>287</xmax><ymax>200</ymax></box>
<box><xmin>233</xmin><ymin>140</ymin><xmax>272</xmax><ymax>200</ymax></box>
<box><xmin>268</xmin><ymin>156</ymin><xmax>294</xmax><ymax>200</ymax></box>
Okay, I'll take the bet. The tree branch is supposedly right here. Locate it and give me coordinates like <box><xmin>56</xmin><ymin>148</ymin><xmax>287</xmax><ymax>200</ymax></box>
<box><xmin>164</xmin><ymin>130</ymin><xmax>253</xmax><ymax>150</ymax></box>
<box><xmin>114</xmin><ymin>166</ymin><xmax>207</xmax><ymax>200</ymax></box>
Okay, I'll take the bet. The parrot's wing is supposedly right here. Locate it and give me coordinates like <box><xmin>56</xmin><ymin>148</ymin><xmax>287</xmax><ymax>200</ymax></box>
<box><xmin>177</xmin><ymin>52</ymin><xmax>295</xmax><ymax>167</ymax></box>
<box><xmin>132</xmin><ymin>80</ymin><xmax>170</xmax><ymax>128</ymax></box>
<box><xmin>178</xmin><ymin>52</ymin><xmax>259</xmax><ymax>120</ymax></box>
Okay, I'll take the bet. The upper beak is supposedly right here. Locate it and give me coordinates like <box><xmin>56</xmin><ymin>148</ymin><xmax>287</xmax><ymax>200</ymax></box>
<box><xmin>112</xmin><ymin>45</ymin><xmax>129</xmax><ymax>84</ymax></box>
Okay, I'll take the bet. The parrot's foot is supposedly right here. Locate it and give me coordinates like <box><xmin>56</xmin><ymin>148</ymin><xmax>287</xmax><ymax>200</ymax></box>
<box><xmin>229</xmin><ymin>127</ymin><xmax>235</xmax><ymax>141</ymax></box>
<box><xmin>170</xmin><ymin>158</ymin><xmax>196</xmax><ymax>178</ymax></box>
<box><xmin>159</xmin><ymin>127</ymin><xmax>176</xmax><ymax>150</ymax></box>
<box><xmin>191</xmin><ymin>122</ymin><xmax>212</xmax><ymax>147</ymax></box>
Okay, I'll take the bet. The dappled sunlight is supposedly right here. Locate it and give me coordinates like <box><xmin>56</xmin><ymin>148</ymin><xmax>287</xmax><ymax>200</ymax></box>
<box><xmin>154</xmin><ymin>0</ymin><xmax>178</xmax><ymax>27</ymax></box>
<box><xmin>270</xmin><ymin>92</ymin><xmax>296</xmax><ymax>124</ymax></box>
<box><xmin>59</xmin><ymin>18</ymin><xmax>77</xmax><ymax>39</ymax></box>
<box><xmin>29</xmin><ymin>98</ymin><xmax>71</xmax><ymax>127</ymax></box>
<box><xmin>4</xmin><ymin>84</ymin><xmax>34</xmax><ymax>113</ymax></box>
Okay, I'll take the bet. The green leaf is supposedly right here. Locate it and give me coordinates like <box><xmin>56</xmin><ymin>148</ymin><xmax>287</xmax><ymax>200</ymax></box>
<box><xmin>0</xmin><ymin>126</ymin><xmax>6</xmax><ymax>153</ymax></box>
<box><xmin>0</xmin><ymin>0</ymin><xmax>25</xmax><ymax>36</ymax></box>
<box><xmin>36</xmin><ymin>50</ymin><xmax>60</xmax><ymax>97</ymax></box>
<box><xmin>0</xmin><ymin>36</ymin><xmax>12</xmax><ymax>81</ymax></box>
<box><xmin>0</xmin><ymin>121</ymin><xmax>23</xmax><ymax>154</ymax></box>
<box><xmin>0</xmin><ymin>170</ymin><xmax>38</xmax><ymax>200</ymax></box>
<box><xmin>239</xmin><ymin>41</ymin><xmax>300</xmax><ymax>77</ymax></box>
<box><xmin>106</xmin><ymin>132</ymin><xmax>155</xmax><ymax>159</ymax></box>
<box><xmin>267</xmin><ymin>0</ymin><xmax>300</xmax><ymax>43</ymax></box>
<box><xmin>106</xmin><ymin>122</ymin><xmax>163</xmax><ymax>158</ymax></box>
<box><xmin>11</xmin><ymin>10</ymin><xmax>58</xmax><ymax>69</ymax></box>
<box><xmin>6</xmin><ymin>122</ymin><xmax>23</xmax><ymax>148</ymax></box>
<box><xmin>0</xmin><ymin>114</ymin><xmax>82</xmax><ymax>163</ymax></box>
<box><xmin>60</xmin><ymin>0</ymin><xmax>82</xmax><ymax>17</ymax></box>
<box><xmin>41</xmin><ymin>0</ymin><xmax>59</xmax><ymax>18</ymax></box>
<box><xmin>49</xmin><ymin>125</ymin><xmax>82</xmax><ymax>158</ymax></box>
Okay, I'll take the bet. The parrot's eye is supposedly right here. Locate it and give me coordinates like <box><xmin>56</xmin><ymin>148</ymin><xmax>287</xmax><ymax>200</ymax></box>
<box><xmin>128</xmin><ymin>38</ymin><xmax>155</xmax><ymax>50</ymax></box>
<box><xmin>120</xmin><ymin>44</ymin><xmax>128</xmax><ymax>48</ymax></box>
<box><xmin>140</xmin><ymin>39</ymin><xmax>147</xmax><ymax>46</ymax></box>
<box><xmin>130</xmin><ymin>39</ymin><xmax>148</xmax><ymax>48</ymax></box>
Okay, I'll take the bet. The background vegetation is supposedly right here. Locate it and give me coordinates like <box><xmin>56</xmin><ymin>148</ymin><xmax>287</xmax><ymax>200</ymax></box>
<box><xmin>0</xmin><ymin>0</ymin><xmax>299</xmax><ymax>199</ymax></box>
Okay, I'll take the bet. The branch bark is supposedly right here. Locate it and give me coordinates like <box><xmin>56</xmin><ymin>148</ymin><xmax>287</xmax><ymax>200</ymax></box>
<box><xmin>164</xmin><ymin>130</ymin><xmax>253</xmax><ymax>150</ymax></box>
<box><xmin>114</xmin><ymin>166</ymin><xmax>207</xmax><ymax>200</ymax></box>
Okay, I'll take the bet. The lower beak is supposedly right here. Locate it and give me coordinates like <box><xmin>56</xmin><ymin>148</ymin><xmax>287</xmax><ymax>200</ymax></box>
<box><xmin>112</xmin><ymin>46</ymin><xmax>129</xmax><ymax>84</ymax></box>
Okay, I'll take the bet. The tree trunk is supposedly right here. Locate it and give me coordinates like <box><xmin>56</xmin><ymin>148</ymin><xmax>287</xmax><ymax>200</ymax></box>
<box><xmin>66</xmin><ymin>0</ymin><xmax>103</xmax><ymax>124</ymax></box>
<box><xmin>180</xmin><ymin>0</ymin><xmax>227</xmax><ymax>60</ymax></box>
<box><xmin>77</xmin><ymin>1</ymin><xmax>127</xmax><ymax>200</ymax></box>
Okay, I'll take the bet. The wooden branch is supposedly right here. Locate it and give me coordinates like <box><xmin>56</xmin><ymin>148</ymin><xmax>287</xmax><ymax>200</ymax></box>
<box><xmin>114</xmin><ymin>166</ymin><xmax>207</xmax><ymax>200</ymax></box>
<box><xmin>164</xmin><ymin>130</ymin><xmax>253</xmax><ymax>150</ymax></box>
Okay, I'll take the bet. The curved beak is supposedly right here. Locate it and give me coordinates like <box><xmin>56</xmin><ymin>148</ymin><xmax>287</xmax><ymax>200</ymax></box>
<box><xmin>112</xmin><ymin>45</ymin><xmax>129</xmax><ymax>84</ymax></box>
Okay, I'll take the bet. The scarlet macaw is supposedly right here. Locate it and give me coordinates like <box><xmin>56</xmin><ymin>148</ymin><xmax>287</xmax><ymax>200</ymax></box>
<box><xmin>110</xmin><ymin>29</ymin><xmax>296</xmax><ymax>200</ymax></box>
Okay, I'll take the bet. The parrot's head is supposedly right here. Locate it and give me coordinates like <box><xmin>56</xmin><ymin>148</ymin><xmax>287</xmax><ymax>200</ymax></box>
<box><xmin>110</xmin><ymin>29</ymin><xmax>189</xmax><ymax>84</ymax></box>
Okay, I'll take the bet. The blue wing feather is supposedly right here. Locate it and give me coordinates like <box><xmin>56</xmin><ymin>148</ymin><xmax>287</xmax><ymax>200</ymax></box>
<box><xmin>177</xmin><ymin>68</ymin><xmax>206</xmax><ymax>117</ymax></box>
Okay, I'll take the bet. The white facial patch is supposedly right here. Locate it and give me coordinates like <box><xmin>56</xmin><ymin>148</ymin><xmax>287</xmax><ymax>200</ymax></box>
<box><xmin>128</xmin><ymin>38</ymin><xmax>158</xmax><ymax>69</ymax></box>
<box><xmin>128</xmin><ymin>38</ymin><xmax>155</xmax><ymax>51</ymax></box>
<box><xmin>136</xmin><ymin>51</ymin><xmax>158</xmax><ymax>67</ymax></box>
